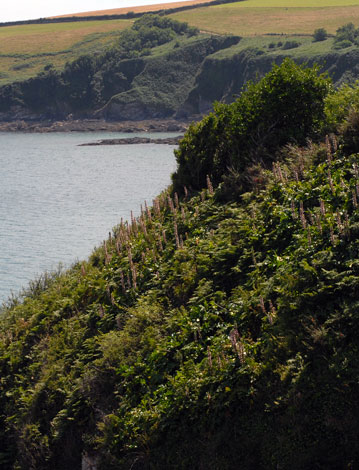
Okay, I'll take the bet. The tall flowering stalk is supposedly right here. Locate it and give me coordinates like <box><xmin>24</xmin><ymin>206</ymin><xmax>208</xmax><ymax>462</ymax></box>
<box><xmin>145</xmin><ymin>201</ymin><xmax>152</xmax><ymax>223</ymax></box>
<box><xmin>336</xmin><ymin>210</ymin><xmax>343</xmax><ymax>235</ymax></box>
<box><xmin>319</xmin><ymin>199</ymin><xmax>326</xmax><ymax>216</ymax></box>
<box><xmin>352</xmin><ymin>189</ymin><xmax>358</xmax><ymax>208</ymax></box>
<box><xmin>153</xmin><ymin>198</ymin><xmax>161</xmax><ymax>217</ymax></box>
<box><xmin>119</xmin><ymin>269</ymin><xmax>126</xmax><ymax>292</ymax></box>
<box><xmin>299</xmin><ymin>201</ymin><xmax>307</xmax><ymax>229</ymax></box>
<box><xmin>174</xmin><ymin>192</ymin><xmax>179</xmax><ymax>209</ymax></box>
<box><xmin>229</xmin><ymin>328</ymin><xmax>245</xmax><ymax>364</ymax></box>
<box><xmin>330</xmin><ymin>225</ymin><xmax>335</xmax><ymax>245</ymax></box>
<box><xmin>206</xmin><ymin>175</ymin><xmax>214</xmax><ymax>195</ymax></box>
<box><xmin>157</xmin><ymin>234</ymin><xmax>163</xmax><ymax>252</ymax></box>
<box><xmin>328</xmin><ymin>168</ymin><xmax>334</xmax><ymax>193</ymax></box>
<box><xmin>168</xmin><ymin>195</ymin><xmax>175</xmax><ymax>214</ymax></box>
<box><xmin>181</xmin><ymin>206</ymin><xmax>186</xmax><ymax>222</ymax></box>
<box><xmin>315</xmin><ymin>212</ymin><xmax>322</xmax><ymax>233</ymax></box>
<box><xmin>268</xmin><ymin>300</ymin><xmax>276</xmax><ymax>325</ymax></box>
<box><xmin>104</xmin><ymin>240</ymin><xmax>111</xmax><ymax>264</ymax></box>
<box><xmin>173</xmin><ymin>220</ymin><xmax>180</xmax><ymax>249</ymax></box>
<box><xmin>127</xmin><ymin>246</ymin><xmax>137</xmax><ymax>290</ymax></box>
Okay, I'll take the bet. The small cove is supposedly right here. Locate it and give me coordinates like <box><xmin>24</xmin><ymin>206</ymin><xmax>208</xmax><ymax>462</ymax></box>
<box><xmin>0</xmin><ymin>131</ymin><xmax>178</xmax><ymax>304</ymax></box>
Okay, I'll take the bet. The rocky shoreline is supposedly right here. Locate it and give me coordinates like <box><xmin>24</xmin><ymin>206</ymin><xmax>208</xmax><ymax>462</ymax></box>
<box><xmin>79</xmin><ymin>136</ymin><xmax>183</xmax><ymax>146</ymax></box>
<box><xmin>0</xmin><ymin>118</ymin><xmax>191</xmax><ymax>133</ymax></box>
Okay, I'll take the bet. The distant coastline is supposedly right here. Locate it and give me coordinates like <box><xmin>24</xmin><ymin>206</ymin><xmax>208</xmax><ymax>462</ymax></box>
<box><xmin>0</xmin><ymin>119</ymin><xmax>191</xmax><ymax>134</ymax></box>
<box><xmin>78</xmin><ymin>135</ymin><xmax>183</xmax><ymax>146</ymax></box>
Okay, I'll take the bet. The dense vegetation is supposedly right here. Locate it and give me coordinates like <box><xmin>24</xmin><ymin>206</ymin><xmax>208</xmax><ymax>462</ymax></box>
<box><xmin>1</xmin><ymin>60</ymin><xmax>359</xmax><ymax>469</ymax></box>
<box><xmin>333</xmin><ymin>22</ymin><xmax>359</xmax><ymax>49</ymax></box>
<box><xmin>172</xmin><ymin>59</ymin><xmax>330</xmax><ymax>192</ymax></box>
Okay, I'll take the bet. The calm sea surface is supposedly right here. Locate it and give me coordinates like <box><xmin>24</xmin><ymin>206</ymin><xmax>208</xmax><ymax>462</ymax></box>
<box><xmin>0</xmin><ymin>132</ymin><xmax>178</xmax><ymax>304</ymax></box>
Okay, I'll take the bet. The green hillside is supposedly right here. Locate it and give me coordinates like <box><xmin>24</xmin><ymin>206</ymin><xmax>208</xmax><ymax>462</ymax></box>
<box><xmin>172</xmin><ymin>0</ymin><xmax>359</xmax><ymax>36</ymax></box>
<box><xmin>2</xmin><ymin>60</ymin><xmax>359</xmax><ymax>469</ymax></box>
<box><xmin>0</xmin><ymin>20</ymin><xmax>132</xmax><ymax>85</ymax></box>
<box><xmin>2</xmin><ymin>0</ymin><xmax>359</xmax><ymax>88</ymax></box>
<box><xmin>3</xmin><ymin>15</ymin><xmax>359</xmax><ymax>123</ymax></box>
<box><xmin>0</xmin><ymin>16</ymin><xmax>240</xmax><ymax>121</ymax></box>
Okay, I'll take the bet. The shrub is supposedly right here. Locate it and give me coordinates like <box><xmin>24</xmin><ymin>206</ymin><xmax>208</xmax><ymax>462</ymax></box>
<box><xmin>282</xmin><ymin>40</ymin><xmax>301</xmax><ymax>50</ymax></box>
<box><xmin>172</xmin><ymin>59</ymin><xmax>331</xmax><ymax>194</ymax></box>
<box><xmin>324</xmin><ymin>81</ymin><xmax>359</xmax><ymax>131</ymax></box>
<box><xmin>335</xmin><ymin>22</ymin><xmax>357</xmax><ymax>43</ymax></box>
<box><xmin>313</xmin><ymin>28</ymin><xmax>328</xmax><ymax>42</ymax></box>
<box><xmin>340</xmin><ymin>109</ymin><xmax>359</xmax><ymax>154</ymax></box>
<box><xmin>333</xmin><ymin>39</ymin><xmax>353</xmax><ymax>50</ymax></box>
<box><xmin>332</xmin><ymin>22</ymin><xmax>359</xmax><ymax>49</ymax></box>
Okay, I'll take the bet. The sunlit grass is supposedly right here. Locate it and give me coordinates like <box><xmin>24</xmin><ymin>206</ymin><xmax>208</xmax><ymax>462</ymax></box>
<box><xmin>0</xmin><ymin>20</ymin><xmax>132</xmax><ymax>85</ymax></box>
<box><xmin>0</xmin><ymin>20</ymin><xmax>132</xmax><ymax>54</ymax></box>
<box><xmin>172</xmin><ymin>2</ymin><xmax>359</xmax><ymax>35</ymax></box>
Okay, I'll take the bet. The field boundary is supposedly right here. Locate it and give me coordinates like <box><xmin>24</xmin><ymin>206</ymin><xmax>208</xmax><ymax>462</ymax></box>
<box><xmin>0</xmin><ymin>0</ymin><xmax>241</xmax><ymax>28</ymax></box>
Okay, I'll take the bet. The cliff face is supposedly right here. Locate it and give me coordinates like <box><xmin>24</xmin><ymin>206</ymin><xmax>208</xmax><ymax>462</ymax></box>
<box><xmin>0</xmin><ymin>36</ymin><xmax>240</xmax><ymax>122</ymax></box>
<box><xmin>1</xmin><ymin>39</ymin><xmax>359</xmax><ymax>122</ymax></box>
<box><xmin>178</xmin><ymin>48</ymin><xmax>359</xmax><ymax>117</ymax></box>
<box><xmin>97</xmin><ymin>36</ymin><xmax>240</xmax><ymax>120</ymax></box>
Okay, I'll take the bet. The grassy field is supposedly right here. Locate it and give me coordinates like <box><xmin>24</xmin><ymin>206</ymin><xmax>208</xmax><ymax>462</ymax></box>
<box><xmin>210</xmin><ymin>33</ymin><xmax>344</xmax><ymax>65</ymax></box>
<box><xmin>0</xmin><ymin>20</ymin><xmax>131</xmax><ymax>85</ymax></box>
<box><xmin>53</xmin><ymin>0</ymin><xmax>217</xmax><ymax>17</ymax></box>
<box><xmin>172</xmin><ymin>0</ymin><xmax>359</xmax><ymax>35</ymax></box>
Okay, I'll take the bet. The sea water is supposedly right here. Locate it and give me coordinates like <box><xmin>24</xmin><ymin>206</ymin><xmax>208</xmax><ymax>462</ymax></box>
<box><xmin>0</xmin><ymin>131</ymin><xmax>178</xmax><ymax>304</ymax></box>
